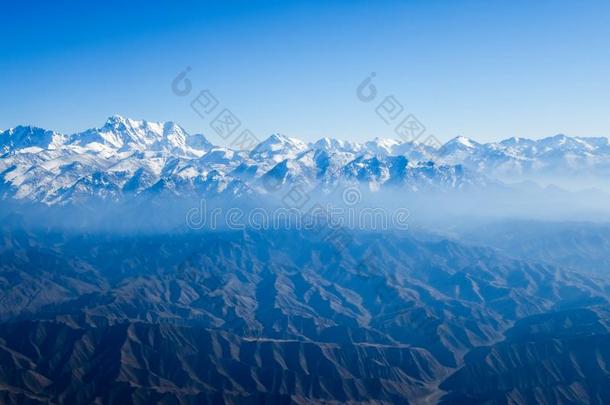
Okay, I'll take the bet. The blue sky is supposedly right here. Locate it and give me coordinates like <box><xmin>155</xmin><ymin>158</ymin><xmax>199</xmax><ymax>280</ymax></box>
<box><xmin>2</xmin><ymin>0</ymin><xmax>610</xmax><ymax>144</ymax></box>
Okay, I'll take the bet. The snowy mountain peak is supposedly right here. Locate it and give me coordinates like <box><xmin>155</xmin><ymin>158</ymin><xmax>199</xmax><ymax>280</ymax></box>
<box><xmin>104</xmin><ymin>114</ymin><xmax>128</xmax><ymax>126</ymax></box>
<box><xmin>537</xmin><ymin>134</ymin><xmax>595</xmax><ymax>152</ymax></box>
<box><xmin>313</xmin><ymin>137</ymin><xmax>362</xmax><ymax>154</ymax></box>
<box><xmin>438</xmin><ymin>136</ymin><xmax>481</xmax><ymax>161</ymax></box>
<box><xmin>250</xmin><ymin>133</ymin><xmax>309</xmax><ymax>161</ymax></box>
<box><xmin>364</xmin><ymin>137</ymin><xmax>401</xmax><ymax>156</ymax></box>
<box><xmin>445</xmin><ymin>136</ymin><xmax>479</xmax><ymax>149</ymax></box>
<box><xmin>499</xmin><ymin>137</ymin><xmax>535</xmax><ymax>147</ymax></box>
<box><xmin>313</xmin><ymin>137</ymin><xmax>337</xmax><ymax>150</ymax></box>
<box><xmin>371</xmin><ymin>137</ymin><xmax>400</xmax><ymax>146</ymax></box>
<box><xmin>259</xmin><ymin>133</ymin><xmax>308</xmax><ymax>149</ymax></box>
<box><xmin>100</xmin><ymin>115</ymin><xmax>170</xmax><ymax>140</ymax></box>
<box><xmin>69</xmin><ymin>116</ymin><xmax>205</xmax><ymax>157</ymax></box>
<box><xmin>0</xmin><ymin>125</ymin><xmax>66</xmax><ymax>154</ymax></box>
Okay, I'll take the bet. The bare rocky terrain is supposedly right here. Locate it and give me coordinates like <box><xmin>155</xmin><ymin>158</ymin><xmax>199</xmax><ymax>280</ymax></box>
<box><xmin>1</xmin><ymin>225</ymin><xmax>610</xmax><ymax>404</ymax></box>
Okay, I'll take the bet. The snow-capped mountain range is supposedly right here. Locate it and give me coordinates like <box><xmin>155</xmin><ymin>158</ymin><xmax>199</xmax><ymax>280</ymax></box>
<box><xmin>1</xmin><ymin>115</ymin><xmax>609</xmax><ymax>205</ymax></box>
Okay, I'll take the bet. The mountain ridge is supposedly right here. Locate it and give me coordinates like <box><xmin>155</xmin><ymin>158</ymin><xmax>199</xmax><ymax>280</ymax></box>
<box><xmin>3</xmin><ymin>116</ymin><xmax>610</xmax><ymax>206</ymax></box>
<box><xmin>1</xmin><ymin>227</ymin><xmax>610</xmax><ymax>403</ymax></box>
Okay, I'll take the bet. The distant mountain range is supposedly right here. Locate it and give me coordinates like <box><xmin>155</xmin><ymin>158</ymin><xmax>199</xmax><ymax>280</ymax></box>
<box><xmin>2</xmin><ymin>116</ymin><xmax>610</xmax><ymax>205</ymax></box>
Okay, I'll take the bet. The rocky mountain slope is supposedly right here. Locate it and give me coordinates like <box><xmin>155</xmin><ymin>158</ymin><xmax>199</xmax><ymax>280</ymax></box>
<box><xmin>1</xmin><ymin>227</ymin><xmax>610</xmax><ymax>403</ymax></box>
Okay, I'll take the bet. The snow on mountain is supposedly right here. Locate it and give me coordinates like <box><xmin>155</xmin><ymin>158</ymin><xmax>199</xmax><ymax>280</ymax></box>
<box><xmin>499</xmin><ymin>136</ymin><xmax>537</xmax><ymax>151</ymax></box>
<box><xmin>186</xmin><ymin>133</ymin><xmax>213</xmax><ymax>153</ymax></box>
<box><xmin>313</xmin><ymin>137</ymin><xmax>363</xmax><ymax>154</ymax></box>
<box><xmin>309</xmin><ymin>138</ymin><xmax>365</xmax><ymax>173</ymax></box>
<box><xmin>2</xmin><ymin>116</ymin><xmax>610</xmax><ymax>205</ymax></box>
<box><xmin>198</xmin><ymin>147</ymin><xmax>243</xmax><ymax>168</ymax></box>
<box><xmin>438</xmin><ymin>136</ymin><xmax>481</xmax><ymax>161</ymax></box>
<box><xmin>426</xmin><ymin>133</ymin><xmax>610</xmax><ymax>185</ymax></box>
<box><xmin>258</xmin><ymin>149</ymin><xmax>322</xmax><ymax>192</ymax></box>
<box><xmin>393</xmin><ymin>141</ymin><xmax>437</xmax><ymax>162</ymax></box>
<box><xmin>342</xmin><ymin>155</ymin><xmax>389</xmax><ymax>190</ymax></box>
<box><xmin>248</xmin><ymin>133</ymin><xmax>309</xmax><ymax>168</ymax></box>
<box><xmin>340</xmin><ymin>154</ymin><xmax>484</xmax><ymax>192</ymax></box>
<box><xmin>0</xmin><ymin>126</ymin><xmax>67</xmax><ymax>154</ymax></box>
<box><xmin>364</xmin><ymin>137</ymin><xmax>401</xmax><ymax>156</ymax></box>
<box><xmin>69</xmin><ymin>115</ymin><xmax>210</xmax><ymax>157</ymax></box>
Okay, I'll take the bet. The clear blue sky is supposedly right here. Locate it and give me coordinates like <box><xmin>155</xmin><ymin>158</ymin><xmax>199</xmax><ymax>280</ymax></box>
<box><xmin>2</xmin><ymin>0</ymin><xmax>610</xmax><ymax>144</ymax></box>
